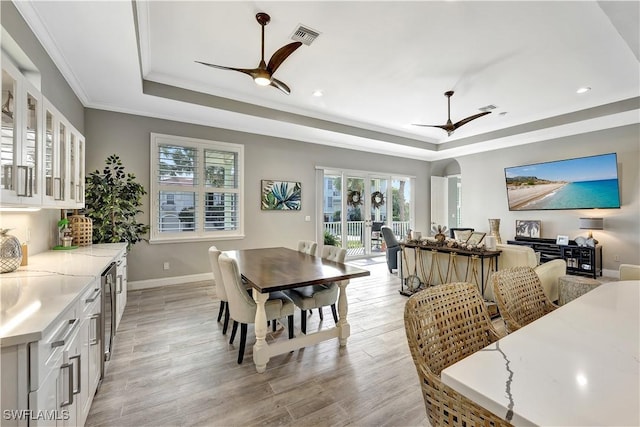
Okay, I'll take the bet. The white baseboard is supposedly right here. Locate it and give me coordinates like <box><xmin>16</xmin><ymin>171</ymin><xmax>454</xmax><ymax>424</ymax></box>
<box><xmin>601</xmin><ymin>268</ymin><xmax>619</xmax><ymax>279</ymax></box>
<box><xmin>128</xmin><ymin>273</ymin><xmax>212</xmax><ymax>290</ymax></box>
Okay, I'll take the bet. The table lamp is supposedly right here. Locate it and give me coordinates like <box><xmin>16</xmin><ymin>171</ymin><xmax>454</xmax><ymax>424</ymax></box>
<box><xmin>579</xmin><ymin>217</ymin><xmax>603</xmax><ymax>243</ymax></box>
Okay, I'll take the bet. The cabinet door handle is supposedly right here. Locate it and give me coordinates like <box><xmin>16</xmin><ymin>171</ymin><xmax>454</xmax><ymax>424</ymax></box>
<box><xmin>85</xmin><ymin>288</ymin><xmax>101</xmax><ymax>303</ymax></box>
<box><xmin>54</xmin><ymin>177</ymin><xmax>62</xmax><ymax>200</ymax></box>
<box><xmin>117</xmin><ymin>275</ymin><xmax>123</xmax><ymax>294</ymax></box>
<box><xmin>16</xmin><ymin>166</ymin><xmax>33</xmax><ymax>197</ymax></box>
<box><xmin>89</xmin><ymin>313</ymin><xmax>100</xmax><ymax>345</ymax></box>
<box><xmin>70</xmin><ymin>354</ymin><xmax>81</xmax><ymax>395</ymax></box>
<box><xmin>60</xmin><ymin>362</ymin><xmax>74</xmax><ymax>407</ymax></box>
<box><xmin>2</xmin><ymin>165</ymin><xmax>12</xmax><ymax>191</ymax></box>
<box><xmin>51</xmin><ymin>318</ymin><xmax>79</xmax><ymax>348</ymax></box>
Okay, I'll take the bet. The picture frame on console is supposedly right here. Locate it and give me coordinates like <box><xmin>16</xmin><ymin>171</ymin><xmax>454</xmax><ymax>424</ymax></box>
<box><xmin>516</xmin><ymin>220</ymin><xmax>541</xmax><ymax>238</ymax></box>
<box><xmin>467</xmin><ymin>232</ymin><xmax>486</xmax><ymax>246</ymax></box>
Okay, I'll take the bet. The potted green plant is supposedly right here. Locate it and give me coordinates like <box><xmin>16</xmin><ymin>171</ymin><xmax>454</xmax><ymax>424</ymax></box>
<box><xmin>84</xmin><ymin>154</ymin><xmax>149</xmax><ymax>249</ymax></box>
<box><xmin>324</xmin><ymin>230</ymin><xmax>338</xmax><ymax>246</ymax></box>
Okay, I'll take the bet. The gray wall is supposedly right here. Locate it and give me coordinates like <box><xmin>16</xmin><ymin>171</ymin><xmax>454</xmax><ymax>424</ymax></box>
<box><xmin>84</xmin><ymin>108</ymin><xmax>431</xmax><ymax>282</ymax></box>
<box><xmin>457</xmin><ymin>124</ymin><xmax>640</xmax><ymax>272</ymax></box>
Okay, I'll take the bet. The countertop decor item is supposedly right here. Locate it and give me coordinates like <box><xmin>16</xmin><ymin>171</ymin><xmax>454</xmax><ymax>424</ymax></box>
<box><xmin>84</xmin><ymin>154</ymin><xmax>149</xmax><ymax>249</ymax></box>
<box><xmin>0</xmin><ymin>229</ymin><xmax>23</xmax><ymax>273</ymax></box>
<box><xmin>488</xmin><ymin>218</ymin><xmax>502</xmax><ymax>244</ymax></box>
<box><xmin>69</xmin><ymin>213</ymin><xmax>93</xmax><ymax>246</ymax></box>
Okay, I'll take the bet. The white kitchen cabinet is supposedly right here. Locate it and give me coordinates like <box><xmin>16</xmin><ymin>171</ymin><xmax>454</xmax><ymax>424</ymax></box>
<box><xmin>115</xmin><ymin>252</ymin><xmax>128</xmax><ymax>331</ymax></box>
<box><xmin>25</xmin><ymin>301</ymin><xmax>80</xmax><ymax>427</ymax></box>
<box><xmin>1</xmin><ymin>54</ymin><xmax>43</xmax><ymax>206</ymax></box>
<box><xmin>1</xmin><ymin>52</ymin><xmax>84</xmax><ymax>209</ymax></box>
<box><xmin>40</xmin><ymin>100</ymin><xmax>85</xmax><ymax>209</ymax></box>
<box><xmin>78</xmin><ymin>280</ymin><xmax>101</xmax><ymax>426</ymax></box>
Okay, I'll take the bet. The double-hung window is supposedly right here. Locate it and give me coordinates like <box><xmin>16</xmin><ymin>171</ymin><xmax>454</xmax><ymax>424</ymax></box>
<box><xmin>150</xmin><ymin>133</ymin><xmax>244</xmax><ymax>243</ymax></box>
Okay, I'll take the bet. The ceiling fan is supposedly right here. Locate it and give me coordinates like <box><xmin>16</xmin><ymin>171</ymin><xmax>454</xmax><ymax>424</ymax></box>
<box><xmin>413</xmin><ymin>91</ymin><xmax>491</xmax><ymax>136</ymax></box>
<box><xmin>195</xmin><ymin>12</ymin><xmax>302</xmax><ymax>95</ymax></box>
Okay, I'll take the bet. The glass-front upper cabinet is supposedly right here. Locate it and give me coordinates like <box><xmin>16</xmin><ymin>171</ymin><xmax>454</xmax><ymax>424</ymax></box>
<box><xmin>69</xmin><ymin>130</ymin><xmax>85</xmax><ymax>207</ymax></box>
<box><xmin>41</xmin><ymin>98</ymin><xmax>85</xmax><ymax>208</ymax></box>
<box><xmin>1</xmin><ymin>56</ymin><xmax>42</xmax><ymax>206</ymax></box>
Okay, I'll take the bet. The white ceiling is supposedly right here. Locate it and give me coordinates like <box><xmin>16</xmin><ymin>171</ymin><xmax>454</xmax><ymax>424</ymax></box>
<box><xmin>12</xmin><ymin>1</ymin><xmax>640</xmax><ymax>161</ymax></box>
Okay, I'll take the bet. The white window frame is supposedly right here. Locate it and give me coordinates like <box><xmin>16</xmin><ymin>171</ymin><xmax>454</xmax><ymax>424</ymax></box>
<box><xmin>149</xmin><ymin>133</ymin><xmax>244</xmax><ymax>244</ymax></box>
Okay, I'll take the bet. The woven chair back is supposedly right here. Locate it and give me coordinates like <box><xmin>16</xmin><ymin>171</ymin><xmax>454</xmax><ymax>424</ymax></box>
<box><xmin>492</xmin><ymin>266</ymin><xmax>557</xmax><ymax>333</ymax></box>
<box><xmin>404</xmin><ymin>283</ymin><xmax>511</xmax><ymax>426</ymax></box>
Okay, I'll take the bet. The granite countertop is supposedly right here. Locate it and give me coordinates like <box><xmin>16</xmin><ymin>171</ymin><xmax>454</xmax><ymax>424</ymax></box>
<box><xmin>0</xmin><ymin>243</ymin><xmax>127</xmax><ymax>347</ymax></box>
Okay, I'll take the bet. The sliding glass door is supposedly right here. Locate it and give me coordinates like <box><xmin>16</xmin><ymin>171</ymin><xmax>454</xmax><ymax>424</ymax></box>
<box><xmin>320</xmin><ymin>168</ymin><xmax>413</xmax><ymax>259</ymax></box>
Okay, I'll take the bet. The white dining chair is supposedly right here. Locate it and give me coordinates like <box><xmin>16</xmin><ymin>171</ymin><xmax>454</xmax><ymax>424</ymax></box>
<box><xmin>297</xmin><ymin>240</ymin><xmax>318</xmax><ymax>256</ymax></box>
<box><xmin>208</xmin><ymin>246</ymin><xmax>231</xmax><ymax>334</ymax></box>
<box><xmin>218</xmin><ymin>255</ymin><xmax>295</xmax><ymax>364</ymax></box>
<box><xmin>285</xmin><ymin>246</ymin><xmax>346</xmax><ymax>334</ymax></box>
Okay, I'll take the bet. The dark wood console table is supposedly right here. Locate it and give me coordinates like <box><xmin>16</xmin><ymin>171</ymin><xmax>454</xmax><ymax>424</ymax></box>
<box><xmin>400</xmin><ymin>243</ymin><xmax>501</xmax><ymax>297</ymax></box>
<box><xmin>507</xmin><ymin>237</ymin><xmax>602</xmax><ymax>278</ymax></box>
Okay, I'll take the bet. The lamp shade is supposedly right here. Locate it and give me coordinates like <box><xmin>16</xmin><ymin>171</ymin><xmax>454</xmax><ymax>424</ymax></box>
<box><xmin>579</xmin><ymin>217</ymin><xmax>604</xmax><ymax>230</ymax></box>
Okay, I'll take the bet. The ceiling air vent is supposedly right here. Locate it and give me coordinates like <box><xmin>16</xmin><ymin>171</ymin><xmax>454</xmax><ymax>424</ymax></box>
<box><xmin>291</xmin><ymin>25</ymin><xmax>320</xmax><ymax>46</ymax></box>
<box><xmin>479</xmin><ymin>105</ymin><xmax>497</xmax><ymax>112</ymax></box>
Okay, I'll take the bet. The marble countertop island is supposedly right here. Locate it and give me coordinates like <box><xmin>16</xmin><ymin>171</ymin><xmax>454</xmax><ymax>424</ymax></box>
<box><xmin>0</xmin><ymin>243</ymin><xmax>127</xmax><ymax>347</ymax></box>
<box><xmin>441</xmin><ymin>280</ymin><xmax>640</xmax><ymax>426</ymax></box>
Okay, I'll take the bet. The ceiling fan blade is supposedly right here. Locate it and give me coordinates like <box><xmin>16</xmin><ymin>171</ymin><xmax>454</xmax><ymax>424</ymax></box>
<box><xmin>453</xmin><ymin>111</ymin><xmax>492</xmax><ymax>130</ymax></box>
<box><xmin>269</xmin><ymin>77</ymin><xmax>291</xmax><ymax>95</ymax></box>
<box><xmin>195</xmin><ymin>61</ymin><xmax>260</xmax><ymax>78</ymax></box>
<box><xmin>267</xmin><ymin>42</ymin><xmax>302</xmax><ymax>74</ymax></box>
<box><xmin>412</xmin><ymin>123</ymin><xmax>454</xmax><ymax>135</ymax></box>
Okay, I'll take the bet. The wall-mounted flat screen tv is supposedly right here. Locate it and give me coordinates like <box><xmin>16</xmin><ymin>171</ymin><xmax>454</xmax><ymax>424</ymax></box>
<box><xmin>504</xmin><ymin>153</ymin><xmax>621</xmax><ymax>211</ymax></box>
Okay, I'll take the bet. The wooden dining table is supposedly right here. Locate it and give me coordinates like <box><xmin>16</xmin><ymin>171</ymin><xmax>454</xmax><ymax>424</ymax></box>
<box><xmin>224</xmin><ymin>247</ymin><xmax>370</xmax><ymax>373</ymax></box>
<box><xmin>441</xmin><ymin>280</ymin><xmax>640</xmax><ymax>426</ymax></box>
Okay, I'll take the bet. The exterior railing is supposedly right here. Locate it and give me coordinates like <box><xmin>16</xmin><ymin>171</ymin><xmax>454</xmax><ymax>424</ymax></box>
<box><xmin>323</xmin><ymin>221</ymin><xmax>410</xmax><ymax>243</ymax></box>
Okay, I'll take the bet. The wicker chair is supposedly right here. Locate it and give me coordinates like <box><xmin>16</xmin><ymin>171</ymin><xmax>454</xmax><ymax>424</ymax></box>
<box><xmin>404</xmin><ymin>283</ymin><xmax>512</xmax><ymax>426</ymax></box>
<box><xmin>492</xmin><ymin>266</ymin><xmax>558</xmax><ymax>333</ymax></box>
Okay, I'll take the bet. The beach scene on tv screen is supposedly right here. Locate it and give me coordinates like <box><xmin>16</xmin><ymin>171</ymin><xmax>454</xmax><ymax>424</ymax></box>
<box><xmin>505</xmin><ymin>153</ymin><xmax>621</xmax><ymax>210</ymax></box>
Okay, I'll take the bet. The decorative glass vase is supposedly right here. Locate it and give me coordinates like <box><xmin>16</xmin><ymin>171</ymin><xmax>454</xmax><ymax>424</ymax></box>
<box><xmin>0</xmin><ymin>229</ymin><xmax>23</xmax><ymax>273</ymax></box>
<box><xmin>488</xmin><ymin>218</ymin><xmax>502</xmax><ymax>244</ymax></box>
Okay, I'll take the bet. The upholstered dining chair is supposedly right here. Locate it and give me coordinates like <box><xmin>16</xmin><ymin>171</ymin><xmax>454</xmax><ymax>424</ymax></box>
<box><xmin>284</xmin><ymin>246</ymin><xmax>346</xmax><ymax>334</ymax></box>
<box><xmin>208</xmin><ymin>246</ymin><xmax>230</xmax><ymax>334</ymax></box>
<box><xmin>381</xmin><ymin>226</ymin><xmax>401</xmax><ymax>273</ymax></box>
<box><xmin>492</xmin><ymin>266</ymin><xmax>558</xmax><ymax>333</ymax></box>
<box><xmin>404</xmin><ymin>282</ymin><xmax>511</xmax><ymax>426</ymax></box>
<box><xmin>619</xmin><ymin>264</ymin><xmax>640</xmax><ymax>280</ymax></box>
<box><xmin>218</xmin><ymin>255</ymin><xmax>295</xmax><ymax>364</ymax></box>
<box><xmin>297</xmin><ymin>240</ymin><xmax>318</xmax><ymax>256</ymax></box>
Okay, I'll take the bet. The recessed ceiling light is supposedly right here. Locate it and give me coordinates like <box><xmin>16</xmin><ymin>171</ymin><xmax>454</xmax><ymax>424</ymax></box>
<box><xmin>576</xmin><ymin>87</ymin><xmax>591</xmax><ymax>94</ymax></box>
<box><xmin>312</xmin><ymin>90</ymin><xmax>323</xmax><ymax>97</ymax></box>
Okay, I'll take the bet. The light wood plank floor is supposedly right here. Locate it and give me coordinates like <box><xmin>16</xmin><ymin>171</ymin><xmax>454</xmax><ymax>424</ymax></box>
<box><xmin>86</xmin><ymin>258</ymin><xmax>500</xmax><ymax>427</ymax></box>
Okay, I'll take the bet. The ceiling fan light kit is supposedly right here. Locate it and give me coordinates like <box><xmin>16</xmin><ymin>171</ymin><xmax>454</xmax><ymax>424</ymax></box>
<box><xmin>196</xmin><ymin>12</ymin><xmax>302</xmax><ymax>95</ymax></box>
<box><xmin>413</xmin><ymin>90</ymin><xmax>491</xmax><ymax>136</ymax></box>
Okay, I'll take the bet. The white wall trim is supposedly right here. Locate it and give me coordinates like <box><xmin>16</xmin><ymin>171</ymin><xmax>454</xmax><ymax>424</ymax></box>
<box><xmin>128</xmin><ymin>273</ymin><xmax>212</xmax><ymax>290</ymax></box>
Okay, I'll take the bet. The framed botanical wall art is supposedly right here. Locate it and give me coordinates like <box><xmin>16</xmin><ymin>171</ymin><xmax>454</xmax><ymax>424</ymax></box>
<box><xmin>515</xmin><ymin>220</ymin><xmax>541</xmax><ymax>238</ymax></box>
<box><xmin>261</xmin><ymin>180</ymin><xmax>301</xmax><ymax>210</ymax></box>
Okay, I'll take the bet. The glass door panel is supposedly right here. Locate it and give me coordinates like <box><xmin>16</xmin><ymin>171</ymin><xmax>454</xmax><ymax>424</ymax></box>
<box><xmin>346</xmin><ymin>176</ymin><xmax>365</xmax><ymax>257</ymax></box>
<box><xmin>369</xmin><ymin>178</ymin><xmax>388</xmax><ymax>254</ymax></box>
<box><xmin>70</xmin><ymin>133</ymin><xmax>76</xmax><ymax>202</ymax></box>
<box><xmin>1</xmin><ymin>69</ymin><xmax>17</xmax><ymax>192</ymax></box>
<box><xmin>391</xmin><ymin>178</ymin><xmax>411</xmax><ymax>240</ymax></box>
<box><xmin>56</xmin><ymin>122</ymin><xmax>66</xmax><ymax>200</ymax></box>
<box><xmin>44</xmin><ymin>110</ymin><xmax>54</xmax><ymax>197</ymax></box>
<box><xmin>23</xmin><ymin>90</ymin><xmax>38</xmax><ymax>197</ymax></box>
<box><xmin>320</xmin><ymin>169</ymin><xmax>413</xmax><ymax>259</ymax></box>
<box><xmin>322</xmin><ymin>173</ymin><xmax>342</xmax><ymax>247</ymax></box>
